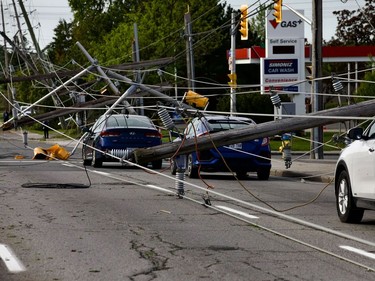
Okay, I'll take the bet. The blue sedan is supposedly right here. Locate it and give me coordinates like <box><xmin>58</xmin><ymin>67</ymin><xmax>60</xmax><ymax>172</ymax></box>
<box><xmin>172</xmin><ymin>115</ymin><xmax>271</xmax><ymax>180</ymax></box>
<box><xmin>82</xmin><ymin>114</ymin><xmax>162</xmax><ymax>168</ymax></box>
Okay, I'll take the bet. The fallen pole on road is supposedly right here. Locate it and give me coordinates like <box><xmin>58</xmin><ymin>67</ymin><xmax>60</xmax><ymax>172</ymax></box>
<box><xmin>133</xmin><ymin>99</ymin><xmax>375</xmax><ymax>164</ymax></box>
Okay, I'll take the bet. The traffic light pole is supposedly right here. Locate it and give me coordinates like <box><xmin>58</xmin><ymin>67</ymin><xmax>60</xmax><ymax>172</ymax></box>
<box><xmin>230</xmin><ymin>11</ymin><xmax>237</xmax><ymax>116</ymax></box>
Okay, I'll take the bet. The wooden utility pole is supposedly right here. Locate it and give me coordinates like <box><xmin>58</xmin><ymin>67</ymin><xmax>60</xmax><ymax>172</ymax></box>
<box><xmin>1</xmin><ymin>2</ymin><xmax>11</xmax><ymax>112</ymax></box>
<box><xmin>11</xmin><ymin>0</ymin><xmax>27</xmax><ymax>51</ymax></box>
<box><xmin>18</xmin><ymin>0</ymin><xmax>41</xmax><ymax>57</ymax></box>
<box><xmin>311</xmin><ymin>0</ymin><xmax>324</xmax><ymax>159</ymax></box>
<box><xmin>184</xmin><ymin>9</ymin><xmax>195</xmax><ymax>91</ymax></box>
<box><xmin>133</xmin><ymin>99</ymin><xmax>375</xmax><ymax>164</ymax></box>
<box><xmin>10</xmin><ymin>0</ymin><xmax>68</xmax><ymax>128</ymax></box>
<box><xmin>0</xmin><ymin>57</ymin><xmax>175</xmax><ymax>84</ymax></box>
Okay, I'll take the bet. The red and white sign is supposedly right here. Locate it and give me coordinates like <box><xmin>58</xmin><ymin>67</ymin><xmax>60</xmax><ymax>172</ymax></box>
<box><xmin>266</xmin><ymin>10</ymin><xmax>304</xmax><ymax>39</ymax></box>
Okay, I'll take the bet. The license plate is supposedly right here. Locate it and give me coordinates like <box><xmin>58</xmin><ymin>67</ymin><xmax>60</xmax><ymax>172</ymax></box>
<box><xmin>229</xmin><ymin>143</ymin><xmax>242</xmax><ymax>149</ymax></box>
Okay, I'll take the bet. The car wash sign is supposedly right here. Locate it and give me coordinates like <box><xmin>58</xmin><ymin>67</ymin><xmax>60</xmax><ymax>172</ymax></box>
<box><xmin>261</xmin><ymin>9</ymin><xmax>304</xmax><ymax>95</ymax></box>
<box><xmin>264</xmin><ymin>59</ymin><xmax>298</xmax><ymax>75</ymax></box>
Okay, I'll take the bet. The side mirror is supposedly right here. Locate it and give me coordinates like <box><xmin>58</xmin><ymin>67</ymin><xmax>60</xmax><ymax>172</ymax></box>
<box><xmin>347</xmin><ymin>127</ymin><xmax>363</xmax><ymax>140</ymax></box>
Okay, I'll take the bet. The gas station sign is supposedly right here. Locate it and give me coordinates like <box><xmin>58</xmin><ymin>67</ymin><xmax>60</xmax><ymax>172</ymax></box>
<box><xmin>261</xmin><ymin>9</ymin><xmax>306</xmax><ymax>115</ymax></box>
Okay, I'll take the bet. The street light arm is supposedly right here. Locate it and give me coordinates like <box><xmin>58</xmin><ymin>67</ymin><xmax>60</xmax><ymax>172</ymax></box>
<box><xmin>283</xmin><ymin>3</ymin><xmax>312</xmax><ymax>26</ymax></box>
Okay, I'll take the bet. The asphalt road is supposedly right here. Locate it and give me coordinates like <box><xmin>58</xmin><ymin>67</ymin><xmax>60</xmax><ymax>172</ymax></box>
<box><xmin>0</xmin><ymin>130</ymin><xmax>374</xmax><ymax>281</ymax></box>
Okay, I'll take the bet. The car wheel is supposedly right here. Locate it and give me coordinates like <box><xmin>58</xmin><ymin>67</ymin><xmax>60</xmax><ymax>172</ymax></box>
<box><xmin>83</xmin><ymin>158</ymin><xmax>92</xmax><ymax>166</ymax></box>
<box><xmin>257</xmin><ymin>168</ymin><xmax>270</xmax><ymax>180</ymax></box>
<box><xmin>170</xmin><ymin>158</ymin><xmax>177</xmax><ymax>175</ymax></box>
<box><xmin>235</xmin><ymin>170</ymin><xmax>247</xmax><ymax>180</ymax></box>
<box><xmin>336</xmin><ymin>170</ymin><xmax>364</xmax><ymax>223</ymax></box>
<box><xmin>82</xmin><ymin>147</ymin><xmax>92</xmax><ymax>166</ymax></box>
<box><xmin>187</xmin><ymin>154</ymin><xmax>198</xmax><ymax>178</ymax></box>
<box><xmin>92</xmin><ymin>150</ymin><xmax>103</xmax><ymax>168</ymax></box>
<box><xmin>152</xmin><ymin>159</ymin><xmax>162</xmax><ymax>169</ymax></box>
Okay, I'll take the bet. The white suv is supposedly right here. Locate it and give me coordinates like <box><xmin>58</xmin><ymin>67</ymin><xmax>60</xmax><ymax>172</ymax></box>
<box><xmin>335</xmin><ymin>121</ymin><xmax>375</xmax><ymax>223</ymax></box>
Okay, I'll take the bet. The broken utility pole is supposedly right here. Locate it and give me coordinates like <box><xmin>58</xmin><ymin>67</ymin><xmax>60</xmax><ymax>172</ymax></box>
<box><xmin>133</xmin><ymin>99</ymin><xmax>375</xmax><ymax>164</ymax></box>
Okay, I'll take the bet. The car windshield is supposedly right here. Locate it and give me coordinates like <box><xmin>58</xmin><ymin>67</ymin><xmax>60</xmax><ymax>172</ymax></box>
<box><xmin>208</xmin><ymin>119</ymin><xmax>252</xmax><ymax>132</ymax></box>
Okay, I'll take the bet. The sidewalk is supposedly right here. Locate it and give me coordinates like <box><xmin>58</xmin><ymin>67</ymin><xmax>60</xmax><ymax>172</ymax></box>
<box><xmin>9</xmin><ymin>128</ymin><xmax>80</xmax><ymax>148</ymax></box>
<box><xmin>271</xmin><ymin>152</ymin><xmax>337</xmax><ymax>183</ymax></box>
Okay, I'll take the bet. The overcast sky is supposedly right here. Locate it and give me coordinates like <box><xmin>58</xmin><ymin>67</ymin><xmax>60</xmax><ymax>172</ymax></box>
<box><xmin>0</xmin><ymin>0</ymin><xmax>367</xmax><ymax>49</ymax></box>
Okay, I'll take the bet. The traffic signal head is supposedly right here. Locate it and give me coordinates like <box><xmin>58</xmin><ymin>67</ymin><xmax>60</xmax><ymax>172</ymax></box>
<box><xmin>239</xmin><ymin>5</ymin><xmax>248</xmax><ymax>40</ymax></box>
<box><xmin>273</xmin><ymin>0</ymin><xmax>283</xmax><ymax>23</ymax></box>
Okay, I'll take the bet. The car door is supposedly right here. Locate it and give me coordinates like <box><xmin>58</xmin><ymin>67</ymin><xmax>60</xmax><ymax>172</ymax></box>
<box><xmin>351</xmin><ymin>122</ymin><xmax>375</xmax><ymax>199</ymax></box>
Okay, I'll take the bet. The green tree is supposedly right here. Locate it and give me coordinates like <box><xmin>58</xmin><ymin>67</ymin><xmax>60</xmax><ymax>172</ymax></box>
<box><xmin>65</xmin><ymin>0</ymin><xmax>138</xmax><ymax>64</ymax></box>
<box><xmin>45</xmin><ymin>20</ymin><xmax>73</xmax><ymax>65</ymax></box>
<box><xmin>355</xmin><ymin>64</ymin><xmax>375</xmax><ymax>102</ymax></box>
<box><xmin>94</xmin><ymin>1</ymin><xmax>229</xmax><ymax>63</ymax></box>
<box><xmin>89</xmin><ymin>0</ymin><xmax>233</xmax><ymax>106</ymax></box>
<box><xmin>216</xmin><ymin>91</ymin><xmax>274</xmax><ymax>124</ymax></box>
<box><xmin>325</xmin><ymin>0</ymin><xmax>375</xmax><ymax>107</ymax></box>
<box><xmin>329</xmin><ymin>0</ymin><xmax>375</xmax><ymax>46</ymax></box>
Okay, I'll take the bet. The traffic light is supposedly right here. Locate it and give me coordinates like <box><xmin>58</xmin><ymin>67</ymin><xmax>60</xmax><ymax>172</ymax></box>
<box><xmin>239</xmin><ymin>5</ymin><xmax>248</xmax><ymax>40</ymax></box>
<box><xmin>183</xmin><ymin>90</ymin><xmax>209</xmax><ymax>109</ymax></box>
<box><xmin>228</xmin><ymin>73</ymin><xmax>237</xmax><ymax>88</ymax></box>
<box><xmin>273</xmin><ymin>0</ymin><xmax>283</xmax><ymax>23</ymax></box>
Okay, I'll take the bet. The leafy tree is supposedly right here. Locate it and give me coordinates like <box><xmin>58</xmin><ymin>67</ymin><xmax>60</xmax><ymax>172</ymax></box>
<box><xmin>329</xmin><ymin>0</ymin><xmax>375</xmax><ymax>46</ymax></box>
<box><xmin>94</xmin><ymin>1</ymin><xmax>229</xmax><ymax>63</ymax></box>
<box><xmin>354</xmin><ymin>64</ymin><xmax>375</xmax><ymax>102</ymax></box>
<box><xmin>65</xmin><ymin>0</ymin><xmax>139</xmax><ymax>64</ymax></box>
<box><xmin>42</xmin><ymin>0</ymin><xmax>276</xmax><ymax>118</ymax></box>
<box><xmin>325</xmin><ymin>0</ymin><xmax>375</xmax><ymax>107</ymax></box>
<box><xmin>216</xmin><ymin>92</ymin><xmax>274</xmax><ymax>124</ymax></box>
<box><xmin>45</xmin><ymin>20</ymin><xmax>73</xmax><ymax>66</ymax></box>
<box><xmin>88</xmin><ymin>0</ymin><xmax>233</xmax><ymax>107</ymax></box>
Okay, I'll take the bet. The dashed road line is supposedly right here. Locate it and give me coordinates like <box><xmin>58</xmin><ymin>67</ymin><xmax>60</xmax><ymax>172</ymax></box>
<box><xmin>340</xmin><ymin>245</ymin><xmax>375</xmax><ymax>260</ymax></box>
<box><xmin>216</xmin><ymin>205</ymin><xmax>259</xmax><ymax>219</ymax></box>
<box><xmin>0</xmin><ymin>244</ymin><xmax>26</xmax><ymax>273</ymax></box>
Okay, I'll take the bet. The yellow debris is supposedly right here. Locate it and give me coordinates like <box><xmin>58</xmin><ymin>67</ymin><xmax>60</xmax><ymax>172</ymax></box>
<box><xmin>33</xmin><ymin>144</ymin><xmax>70</xmax><ymax>160</ymax></box>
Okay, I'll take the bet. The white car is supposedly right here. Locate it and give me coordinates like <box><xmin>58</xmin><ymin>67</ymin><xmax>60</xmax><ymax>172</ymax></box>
<box><xmin>335</xmin><ymin>121</ymin><xmax>375</xmax><ymax>223</ymax></box>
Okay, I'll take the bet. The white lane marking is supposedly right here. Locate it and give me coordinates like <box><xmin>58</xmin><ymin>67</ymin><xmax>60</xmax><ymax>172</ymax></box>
<box><xmin>216</xmin><ymin>205</ymin><xmax>259</xmax><ymax>219</ymax></box>
<box><xmin>0</xmin><ymin>244</ymin><xmax>26</xmax><ymax>273</ymax></box>
<box><xmin>340</xmin><ymin>245</ymin><xmax>375</xmax><ymax>260</ymax></box>
<box><xmin>92</xmin><ymin>170</ymin><xmax>111</xmax><ymax>176</ymax></box>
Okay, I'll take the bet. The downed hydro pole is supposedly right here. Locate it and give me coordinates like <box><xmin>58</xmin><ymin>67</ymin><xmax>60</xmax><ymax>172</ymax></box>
<box><xmin>133</xmin><ymin>99</ymin><xmax>375</xmax><ymax>164</ymax></box>
<box><xmin>76</xmin><ymin>42</ymin><xmax>197</xmax><ymax>114</ymax></box>
<box><xmin>2</xmin><ymin>42</ymin><xmax>183</xmax><ymax>129</ymax></box>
